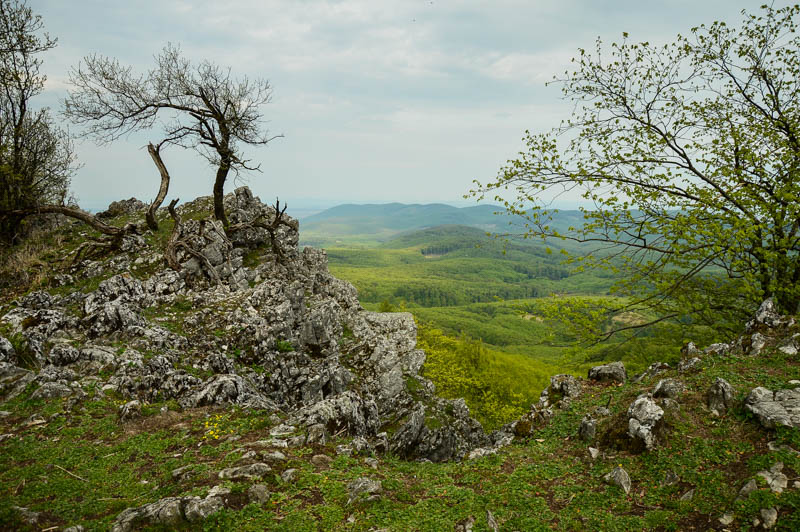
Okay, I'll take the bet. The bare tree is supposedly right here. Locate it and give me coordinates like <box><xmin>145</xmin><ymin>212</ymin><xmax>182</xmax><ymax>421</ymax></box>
<box><xmin>0</xmin><ymin>0</ymin><xmax>77</xmax><ymax>243</ymax></box>
<box><xmin>63</xmin><ymin>43</ymin><xmax>281</xmax><ymax>228</ymax></box>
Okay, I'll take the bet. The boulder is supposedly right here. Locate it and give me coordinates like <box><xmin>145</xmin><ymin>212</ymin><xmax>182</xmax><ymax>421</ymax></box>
<box><xmin>627</xmin><ymin>394</ymin><xmax>664</xmax><ymax>451</ymax></box>
<box><xmin>706</xmin><ymin>378</ymin><xmax>736</xmax><ymax>415</ymax></box>
<box><xmin>653</xmin><ymin>379</ymin><xmax>684</xmax><ymax>399</ymax></box>
<box><xmin>347</xmin><ymin>477</ymin><xmax>382</xmax><ymax>504</ymax></box>
<box><xmin>604</xmin><ymin>466</ymin><xmax>631</xmax><ymax>494</ymax></box>
<box><xmin>549</xmin><ymin>374</ymin><xmax>582</xmax><ymax>398</ymax></box>
<box><xmin>745</xmin><ymin>386</ymin><xmax>800</xmax><ymax>428</ymax></box>
<box><xmin>578</xmin><ymin>415</ymin><xmax>596</xmax><ymax>442</ymax></box>
<box><xmin>588</xmin><ymin>361</ymin><xmax>627</xmax><ymax>383</ymax></box>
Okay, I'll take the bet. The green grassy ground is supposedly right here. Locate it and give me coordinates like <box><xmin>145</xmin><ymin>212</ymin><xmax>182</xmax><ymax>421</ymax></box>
<box><xmin>2</xmin><ymin>340</ymin><xmax>798</xmax><ymax>530</ymax></box>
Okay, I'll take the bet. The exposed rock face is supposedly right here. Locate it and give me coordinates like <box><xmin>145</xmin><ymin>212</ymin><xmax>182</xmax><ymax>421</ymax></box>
<box><xmin>98</xmin><ymin>197</ymin><xmax>147</xmax><ymax>219</ymax></box>
<box><xmin>706</xmin><ymin>378</ymin><xmax>736</xmax><ymax>415</ymax></box>
<box><xmin>653</xmin><ymin>379</ymin><xmax>684</xmax><ymax>399</ymax></box>
<box><xmin>744</xmin><ymin>386</ymin><xmax>800</xmax><ymax>428</ymax></box>
<box><xmin>549</xmin><ymin>374</ymin><xmax>582</xmax><ymax>399</ymax></box>
<box><xmin>588</xmin><ymin>361</ymin><xmax>627</xmax><ymax>383</ymax></box>
<box><xmin>0</xmin><ymin>187</ymin><xmax>492</xmax><ymax>462</ymax></box>
<box><xmin>111</xmin><ymin>492</ymin><xmax>224</xmax><ymax>532</ymax></box>
<box><xmin>627</xmin><ymin>394</ymin><xmax>664</xmax><ymax>451</ymax></box>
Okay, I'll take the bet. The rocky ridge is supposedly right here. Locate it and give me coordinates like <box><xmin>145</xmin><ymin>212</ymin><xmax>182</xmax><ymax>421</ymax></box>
<box><xmin>0</xmin><ymin>187</ymin><xmax>500</xmax><ymax>465</ymax></box>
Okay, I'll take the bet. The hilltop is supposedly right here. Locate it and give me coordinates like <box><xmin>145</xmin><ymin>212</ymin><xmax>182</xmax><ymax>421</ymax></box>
<box><xmin>0</xmin><ymin>190</ymin><xmax>797</xmax><ymax>530</ymax></box>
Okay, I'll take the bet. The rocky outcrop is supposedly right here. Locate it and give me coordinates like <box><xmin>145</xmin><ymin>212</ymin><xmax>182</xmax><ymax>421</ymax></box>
<box><xmin>0</xmin><ymin>187</ymin><xmax>492</xmax><ymax>462</ymax></box>
<box><xmin>706</xmin><ymin>378</ymin><xmax>736</xmax><ymax>415</ymax></box>
<box><xmin>588</xmin><ymin>361</ymin><xmax>627</xmax><ymax>383</ymax></box>
<box><xmin>626</xmin><ymin>394</ymin><xmax>664</xmax><ymax>451</ymax></box>
<box><xmin>744</xmin><ymin>386</ymin><xmax>800</xmax><ymax>428</ymax></box>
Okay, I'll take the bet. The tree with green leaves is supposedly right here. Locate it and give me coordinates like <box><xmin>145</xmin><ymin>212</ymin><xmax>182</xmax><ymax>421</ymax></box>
<box><xmin>470</xmin><ymin>4</ymin><xmax>800</xmax><ymax>338</ymax></box>
<box><xmin>0</xmin><ymin>0</ymin><xmax>76</xmax><ymax>244</ymax></box>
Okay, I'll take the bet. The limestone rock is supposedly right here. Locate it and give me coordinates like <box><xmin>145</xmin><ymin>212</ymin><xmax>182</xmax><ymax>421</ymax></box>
<box><xmin>118</xmin><ymin>400</ymin><xmax>142</xmax><ymax>422</ymax></box>
<box><xmin>760</xmin><ymin>507</ymin><xmax>778</xmax><ymax>529</ymax></box>
<box><xmin>578</xmin><ymin>415</ymin><xmax>596</xmax><ymax>442</ymax></box>
<box><xmin>588</xmin><ymin>361</ymin><xmax>627</xmax><ymax>383</ymax></box>
<box><xmin>653</xmin><ymin>379</ymin><xmax>684</xmax><ymax>399</ymax></box>
<box><xmin>745</xmin><ymin>387</ymin><xmax>800</xmax><ymax>428</ymax></box>
<box><xmin>604</xmin><ymin>466</ymin><xmax>631</xmax><ymax>494</ymax></box>
<box><xmin>347</xmin><ymin>477</ymin><xmax>382</xmax><ymax>504</ymax></box>
<box><xmin>707</xmin><ymin>378</ymin><xmax>736</xmax><ymax>415</ymax></box>
<box><xmin>218</xmin><ymin>463</ymin><xmax>271</xmax><ymax>480</ymax></box>
<box><xmin>627</xmin><ymin>394</ymin><xmax>664</xmax><ymax>451</ymax></box>
<box><xmin>549</xmin><ymin>374</ymin><xmax>582</xmax><ymax>398</ymax></box>
<box><xmin>0</xmin><ymin>337</ymin><xmax>16</xmax><ymax>365</ymax></box>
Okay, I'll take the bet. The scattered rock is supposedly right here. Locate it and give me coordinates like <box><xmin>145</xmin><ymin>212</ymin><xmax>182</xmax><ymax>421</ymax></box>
<box><xmin>588</xmin><ymin>447</ymin><xmax>600</xmax><ymax>460</ymax></box>
<box><xmin>549</xmin><ymin>374</ymin><xmax>582</xmax><ymax>398</ymax></box>
<box><xmin>757</xmin><ymin>462</ymin><xmax>788</xmax><ymax>493</ymax></box>
<box><xmin>118</xmin><ymin>400</ymin><xmax>142</xmax><ymax>422</ymax></box>
<box><xmin>738</xmin><ymin>479</ymin><xmax>758</xmax><ymax>500</ymax></box>
<box><xmin>578</xmin><ymin>415</ymin><xmax>596</xmax><ymax>442</ymax></box>
<box><xmin>718</xmin><ymin>513</ymin><xmax>734</xmax><ymax>526</ymax></box>
<box><xmin>281</xmin><ymin>468</ymin><xmax>298</xmax><ymax>483</ymax></box>
<box><xmin>604</xmin><ymin>466</ymin><xmax>631</xmax><ymax>494</ymax></box>
<box><xmin>707</xmin><ymin>378</ymin><xmax>736</xmax><ymax>415</ymax></box>
<box><xmin>653</xmin><ymin>378</ymin><xmax>684</xmax><ymax>399</ymax></box>
<box><xmin>626</xmin><ymin>394</ymin><xmax>664</xmax><ymax>451</ymax></box>
<box><xmin>760</xmin><ymin>507</ymin><xmax>778</xmax><ymax>529</ymax></box>
<box><xmin>486</xmin><ymin>509</ymin><xmax>499</xmax><ymax>532</ymax></box>
<box><xmin>311</xmin><ymin>454</ymin><xmax>333</xmax><ymax>468</ymax></box>
<box><xmin>248</xmin><ymin>484</ymin><xmax>271</xmax><ymax>504</ymax></box>
<box><xmin>678</xmin><ymin>357</ymin><xmax>701</xmax><ymax>372</ymax></box>
<box><xmin>679</xmin><ymin>488</ymin><xmax>694</xmax><ymax>501</ymax></box>
<box><xmin>347</xmin><ymin>477</ymin><xmax>382</xmax><ymax>504</ymax></box>
<box><xmin>111</xmin><ymin>494</ymin><xmax>223</xmax><ymax>532</ymax></box>
<box><xmin>588</xmin><ymin>361</ymin><xmax>627</xmax><ymax>383</ymax></box>
<box><xmin>218</xmin><ymin>463</ymin><xmax>271</xmax><ymax>481</ymax></box>
<box><xmin>260</xmin><ymin>450</ymin><xmax>287</xmax><ymax>462</ymax></box>
<box><xmin>745</xmin><ymin>387</ymin><xmax>800</xmax><ymax>428</ymax></box>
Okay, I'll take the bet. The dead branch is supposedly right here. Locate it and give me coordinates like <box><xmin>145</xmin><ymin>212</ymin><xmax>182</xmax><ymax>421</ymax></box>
<box><xmin>227</xmin><ymin>197</ymin><xmax>292</xmax><ymax>263</ymax></box>
<box><xmin>164</xmin><ymin>199</ymin><xmax>221</xmax><ymax>285</ymax></box>
<box><xmin>146</xmin><ymin>142</ymin><xmax>171</xmax><ymax>231</ymax></box>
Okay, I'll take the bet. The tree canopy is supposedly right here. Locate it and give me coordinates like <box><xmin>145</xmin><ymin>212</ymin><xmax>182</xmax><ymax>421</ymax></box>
<box><xmin>0</xmin><ymin>0</ymin><xmax>76</xmax><ymax>243</ymax></box>
<box><xmin>470</xmin><ymin>5</ymin><xmax>800</xmax><ymax>336</ymax></box>
<box><xmin>63</xmin><ymin>44</ymin><xmax>280</xmax><ymax>227</ymax></box>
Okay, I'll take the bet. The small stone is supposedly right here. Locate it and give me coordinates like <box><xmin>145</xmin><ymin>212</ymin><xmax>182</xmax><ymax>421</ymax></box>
<box><xmin>118</xmin><ymin>400</ymin><xmax>142</xmax><ymax>422</ymax></box>
<box><xmin>578</xmin><ymin>415</ymin><xmax>596</xmax><ymax>442</ymax></box>
<box><xmin>184</xmin><ymin>497</ymin><xmax>223</xmax><ymax>522</ymax></box>
<box><xmin>364</xmin><ymin>457</ymin><xmax>379</xmax><ymax>469</ymax></box>
<box><xmin>260</xmin><ymin>450</ymin><xmax>287</xmax><ymax>462</ymax></box>
<box><xmin>738</xmin><ymin>479</ymin><xmax>758</xmax><ymax>500</ymax></box>
<box><xmin>604</xmin><ymin>466</ymin><xmax>631</xmax><ymax>494</ymax></box>
<box><xmin>588</xmin><ymin>447</ymin><xmax>601</xmax><ymax>460</ymax></box>
<box><xmin>207</xmin><ymin>485</ymin><xmax>231</xmax><ymax>498</ymax></box>
<box><xmin>336</xmin><ymin>445</ymin><xmax>353</xmax><ymax>456</ymax></box>
<box><xmin>346</xmin><ymin>477</ymin><xmax>382</xmax><ymax>504</ymax></box>
<box><xmin>248</xmin><ymin>484</ymin><xmax>270</xmax><ymax>503</ymax></box>
<box><xmin>679</xmin><ymin>488</ymin><xmax>694</xmax><ymax>501</ymax></box>
<box><xmin>218</xmin><ymin>462</ymin><xmax>271</xmax><ymax>480</ymax></box>
<box><xmin>281</xmin><ymin>468</ymin><xmax>298</xmax><ymax>483</ymax></box>
<box><xmin>760</xmin><ymin>507</ymin><xmax>778</xmax><ymax>529</ymax></box>
<box><xmin>171</xmin><ymin>465</ymin><xmax>195</xmax><ymax>481</ymax></box>
<box><xmin>311</xmin><ymin>454</ymin><xmax>332</xmax><ymax>468</ymax></box>
<box><xmin>757</xmin><ymin>462</ymin><xmax>788</xmax><ymax>493</ymax></box>
<box><xmin>718</xmin><ymin>513</ymin><xmax>734</xmax><ymax>526</ymax></box>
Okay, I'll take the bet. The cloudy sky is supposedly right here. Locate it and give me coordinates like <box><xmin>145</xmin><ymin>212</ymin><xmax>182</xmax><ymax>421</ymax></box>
<box><xmin>32</xmin><ymin>0</ymin><xmax>769</xmax><ymax>212</ymax></box>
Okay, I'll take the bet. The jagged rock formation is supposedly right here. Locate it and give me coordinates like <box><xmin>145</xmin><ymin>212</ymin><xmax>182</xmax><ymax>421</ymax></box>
<box><xmin>0</xmin><ymin>187</ymin><xmax>494</xmax><ymax>462</ymax></box>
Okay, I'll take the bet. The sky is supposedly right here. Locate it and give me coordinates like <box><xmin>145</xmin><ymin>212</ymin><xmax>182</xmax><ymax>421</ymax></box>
<box><xmin>31</xmin><ymin>0</ymin><xmax>773</xmax><ymax>212</ymax></box>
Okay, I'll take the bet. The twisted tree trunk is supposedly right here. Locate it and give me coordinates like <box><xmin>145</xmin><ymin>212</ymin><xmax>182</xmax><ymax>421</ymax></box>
<box><xmin>146</xmin><ymin>143</ymin><xmax>171</xmax><ymax>231</ymax></box>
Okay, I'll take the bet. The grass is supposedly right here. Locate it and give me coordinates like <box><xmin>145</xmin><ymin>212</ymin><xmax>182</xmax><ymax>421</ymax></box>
<box><xmin>1</xmin><ymin>342</ymin><xmax>797</xmax><ymax>530</ymax></box>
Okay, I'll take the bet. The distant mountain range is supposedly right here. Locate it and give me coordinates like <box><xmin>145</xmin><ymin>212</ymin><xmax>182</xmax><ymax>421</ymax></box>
<box><xmin>298</xmin><ymin>202</ymin><xmax>586</xmax><ymax>247</ymax></box>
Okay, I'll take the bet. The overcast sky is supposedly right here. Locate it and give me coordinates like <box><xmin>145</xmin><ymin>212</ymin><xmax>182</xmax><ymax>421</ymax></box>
<box><xmin>32</xmin><ymin>0</ymin><xmax>773</xmax><ymax>211</ymax></box>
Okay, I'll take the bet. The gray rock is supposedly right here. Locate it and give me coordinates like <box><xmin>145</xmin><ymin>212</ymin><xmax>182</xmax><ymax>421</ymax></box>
<box><xmin>757</xmin><ymin>462</ymin><xmax>788</xmax><ymax>493</ymax></box>
<box><xmin>604</xmin><ymin>466</ymin><xmax>631</xmax><ymax>494</ymax></box>
<box><xmin>184</xmin><ymin>496</ymin><xmax>224</xmax><ymax>522</ymax></box>
<box><xmin>347</xmin><ymin>477</ymin><xmax>382</xmax><ymax>504</ymax></box>
<box><xmin>578</xmin><ymin>415</ymin><xmax>596</xmax><ymax>442</ymax></box>
<box><xmin>0</xmin><ymin>337</ymin><xmax>16</xmax><ymax>365</ymax></box>
<box><xmin>111</xmin><ymin>497</ymin><xmax>186</xmax><ymax>532</ymax></box>
<box><xmin>738</xmin><ymin>478</ymin><xmax>758</xmax><ymax>500</ymax></box>
<box><xmin>248</xmin><ymin>484</ymin><xmax>270</xmax><ymax>503</ymax></box>
<box><xmin>745</xmin><ymin>386</ymin><xmax>800</xmax><ymax>428</ymax></box>
<box><xmin>171</xmin><ymin>465</ymin><xmax>196</xmax><ymax>481</ymax></box>
<box><xmin>260</xmin><ymin>450</ymin><xmax>287</xmax><ymax>462</ymax></box>
<box><xmin>653</xmin><ymin>379</ymin><xmax>684</xmax><ymax>399</ymax></box>
<box><xmin>707</xmin><ymin>378</ymin><xmax>736</xmax><ymax>415</ymax></box>
<box><xmin>549</xmin><ymin>374</ymin><xmax>582</xmax><ymax>398</ymax></box>
<box><xmin>218</xmin><ymin>462</ymin><xmax>271</xmax><ymax>480</ymax></box>
<box><xmin>588</xmin><ymin>447</ymin><xmax>601</xmax><ymax>460</ymax></box>
<box><xmin>47</xmin><ymin>343</ymin><xmax>80</xmax><ymax>366</ymax></box>
<box><xmin>718</xmin><ymin>513</ymin><xmax>734</xmax><ymax>526</ymax></box>
<box><xmin>118</xmin><ymin>400</ymin><xmax>142</xmax><ymax>421</ymax></box>
<box><xmin>311</xmin><ymin>454</ymin><xmax>333</xmax><ymax>468</ymax></box>
<box><xmin>679</xmin><ymin>488</ymin><xmax>694</xmax><ymax>501</ymax></box>
<box><xmin>30</xmin><ymin>381</ymin><xmax>76</xmax><ymax>400</ymax></box>
<box><xmin>185</xmin><ymin>374</ymin><xmax>275</xmax><ymax>410</ymax></box>
<box><xmin>760</xmin><ymin>507</ymin><xmax>778</xmax><ymax>529</ymax></box>
<box><xmin>627</xmin><ymin>394</ymin><xmax>664</xmax><ymax>451</ymax></box>
<box><xmin>281</xmin><ymin>468</ymin><xmax>298</xmax><ymax>483</ymax></box>
<box><xmin>678</xmin><ymin>357</ymin><xmax>701</xmax><ymax>372</ymax></box>
<box><xmin>588</xmin><ymin>361</ymin><xmax>627</xmax><ymax>383</ymax></box>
